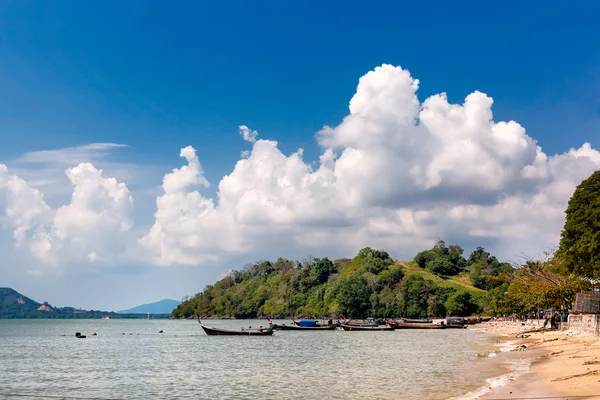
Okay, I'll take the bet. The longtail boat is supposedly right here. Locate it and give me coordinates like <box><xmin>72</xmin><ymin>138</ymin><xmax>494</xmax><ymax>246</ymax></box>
<box><xmin>292</xmin><ymin>319</ymin><xmax>335</xmax><ymax>328</ymax></box>
<box><xmin>339</xmin><ymin>319</ymin><xmax>379</xmax><ymax>327</ymax></box>
<box><xmin>395</xmin><ymin>322</ymin><xmax>445</xmax><ymax>329</ymax></box>
<box><xmin>275</xmin><ymin>324</ymin><xmax>337</xmax><ymax>331</ymax></box>
<box><xmin>340</xmin><ymin>324</ymin><xmax>395</xmax><ymax>331</ymax></box>
<box><xmin>198</xmin><ymin>317</ymin><xmax>273</xmax><ymax>336</ymax></box>
<box><xmin>402</xmin><ymin>318</ymin><xmax>432</xmax><ymax>324</ymax></box>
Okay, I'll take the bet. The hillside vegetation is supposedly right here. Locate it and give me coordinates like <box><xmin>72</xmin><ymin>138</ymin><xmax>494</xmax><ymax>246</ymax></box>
<box><xmin>173</xmin><ymin>241</ymin><xmax>511</xmax><ymax>319</ymax></box>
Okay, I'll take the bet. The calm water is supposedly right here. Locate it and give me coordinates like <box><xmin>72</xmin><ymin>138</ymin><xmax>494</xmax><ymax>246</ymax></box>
<box><xmin>0</xmin><ymin>319</ymin><xmax>510</xmax><ymax>400</ymax></box>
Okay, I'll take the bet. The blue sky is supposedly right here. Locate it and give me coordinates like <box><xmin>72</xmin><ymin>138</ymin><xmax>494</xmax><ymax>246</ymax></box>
<box><xmin>0</xmin><ymin>1</ymin><xmax>599</xmax><ymax>310</ymax></box>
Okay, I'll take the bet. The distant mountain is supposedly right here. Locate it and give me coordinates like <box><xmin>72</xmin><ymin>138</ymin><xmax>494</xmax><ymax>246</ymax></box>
<box><xmin>0</xmin><ymin>287</ymin><xmax>172</xmax><ymax>319</ymax></box>
<box><xmin>0</xmin><ymin>287</ymin><xmax>42</xmax><ymax>315</ymax></box>
<box><xmin>118</xmin><ymin>299</ymin><xmax>180</xmax><ymax>314</ymax></box>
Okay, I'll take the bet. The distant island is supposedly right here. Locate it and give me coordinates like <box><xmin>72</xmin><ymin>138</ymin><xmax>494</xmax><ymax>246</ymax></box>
<box><xmin>118</xmin><ymin>299</ymin><xmax>180</xmax><ymax>314</ymax></box>
<box><xmin>0</xmin><ymin>287</ymin><xmax>171</xmax><ymax>319</ymax></box>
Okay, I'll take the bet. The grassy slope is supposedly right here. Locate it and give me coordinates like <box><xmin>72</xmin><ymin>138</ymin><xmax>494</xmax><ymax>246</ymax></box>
<box><xmin>397</xmin><ymin>261</ymin><xmax>486</xmax><ymax>296</ymax></box>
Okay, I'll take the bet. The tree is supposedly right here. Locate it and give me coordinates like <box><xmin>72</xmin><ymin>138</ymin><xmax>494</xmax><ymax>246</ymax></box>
<box><xmin>444</xmin><ymin>291</ymin><xmax>477</xmax><ymax>316</ymax></box>
<box><xmin>558</xmin><ymin>170</ymin><xmax>600</xmax><ymax>278</ymax></box>
<box><xmin>413</xmin><ymin>241</ymin><xmax>466</xmax><ymax>276</ymax></box>
<box><xmin>467</xmin><ymin>247</ymin><xmax>491</xmax><ymax>266</ymax></box>
<box><xmin>357</xmin><ymin>247</ymin><xmax>392</xmax><ymax>261</ymax></box>
<box><xmin>336</xmin><ymin>276</ymin><xmax>372</xmax><ymax>317</ymax></box>
<box><xmin>312</xmin><ymin>258</ymin><xmax>334</xmax><ymax>283</ymax></box>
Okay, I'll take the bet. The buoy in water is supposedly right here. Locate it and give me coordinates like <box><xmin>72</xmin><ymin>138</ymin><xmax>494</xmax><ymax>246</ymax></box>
<box><xmin>158</xmin><ymin>330</ymin><xmax>164</xmax><ymax>333</ymax></box>
<box><xmin>75</xmin><ymin>332</ymin><xmax>86</xmax><ymax>339</ymax></box>
<box><xmin>92</xmin><ymin>332</ymin><xmax>97</xmax><ymax>336</ymax></box>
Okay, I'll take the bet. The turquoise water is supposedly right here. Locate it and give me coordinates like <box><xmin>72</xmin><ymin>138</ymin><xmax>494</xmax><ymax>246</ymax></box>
<box><xmin>0</xmin><ymin>319</ymin><xmax>508</xmax><ymax>400</ymax></box>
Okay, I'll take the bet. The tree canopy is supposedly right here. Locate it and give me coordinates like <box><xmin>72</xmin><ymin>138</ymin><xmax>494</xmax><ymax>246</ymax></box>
<box><xmin>558</xmin><ymin>170</ymin><xmax>600</xmax><ymax>278</ymax></box>
<box><xmin>414</xmin><ymin>241</ymin><xmax>466</xmax><ymax>276</ymax></box>
<box><xmin>173</xmin><ymin>245</ymin><xmax>490</xmax><ymax>319</ymax></box>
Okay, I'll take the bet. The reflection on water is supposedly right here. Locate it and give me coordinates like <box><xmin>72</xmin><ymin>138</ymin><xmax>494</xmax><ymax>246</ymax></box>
<box><xmin>0</xmin><ymin>319</ymin><xmax>506</xmax><ymax>400</ymax></box>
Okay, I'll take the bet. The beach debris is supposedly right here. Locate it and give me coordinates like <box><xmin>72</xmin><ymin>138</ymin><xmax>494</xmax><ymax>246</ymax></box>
<box><xmin>584</xmin><ymin>360</ymin><xmax>600</xmax><ymax>365</ymax></box>
<box><xmin>512</xmin><ymin>344</ymin><xmax>528</xmax><ymax>352</ymax></box>
<box><xmin>545</xmin><ymin>350</ymin><xmax>564</xmax><ymax>357</ymax></box>
<box><xmin>551</xmin><ymin>369</ymin><xmax>600</xmax><ymax>382</ymax></box>
<box><xmin>516</xmin><ymin>334</ymin><xmax>530</xmax><ymax>338</ymax></box>
<box><xmin>543</xmin><ymin>338</ymin><xmax>559</xmax><ymax>343</ymax></box>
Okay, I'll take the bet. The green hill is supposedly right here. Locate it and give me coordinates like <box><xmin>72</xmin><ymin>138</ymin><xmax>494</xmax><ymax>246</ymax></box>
<box><xmin>0</xmin><ymin>287</ymin><xmax>42</xmax><ymax>316</ymax></box>
<box><xmin>173</xmin><ymin>243</ymin><xmax>510</xmax><ymax>319</ymax></box>
<box><xmin>397</xmin><ymin>262</ymin><xmax>486</xmax><ymax>296</ymax></box>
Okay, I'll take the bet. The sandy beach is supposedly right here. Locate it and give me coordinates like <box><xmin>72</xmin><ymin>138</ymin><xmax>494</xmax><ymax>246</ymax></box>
<box><xmin>475</xmin><ymin>320</ymin><xmax>600</xmax><ymax>399</ymax></box>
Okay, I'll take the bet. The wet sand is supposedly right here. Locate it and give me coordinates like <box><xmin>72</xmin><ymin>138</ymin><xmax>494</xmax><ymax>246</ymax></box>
<box><xmin>479</xmin><ymin>320</ymin><xmax>600</xmax><ymax>399</ymax></box>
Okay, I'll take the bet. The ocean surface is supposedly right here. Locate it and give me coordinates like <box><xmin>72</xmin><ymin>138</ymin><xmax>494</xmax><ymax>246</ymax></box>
<box><xmin>0</xmin><ymin>319</ymin><xmax>521</xmax><ymax>400</ymax></box>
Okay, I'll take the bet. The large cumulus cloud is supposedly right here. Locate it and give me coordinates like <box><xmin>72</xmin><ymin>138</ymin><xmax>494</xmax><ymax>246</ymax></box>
<box><xmin>2</xmin><ymin>64</ymin><xmax>599</xmax><ymax>272</ymax></box>
<box><xmin>0</xmin><ymin>163</ymin><xmax>133</xmax><ymax>273</ymax></box>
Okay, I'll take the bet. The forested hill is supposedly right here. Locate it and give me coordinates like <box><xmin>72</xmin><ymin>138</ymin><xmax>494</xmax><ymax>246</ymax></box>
<box><xmin>173</xmin><ymin>242</ymin><xmax>513</xmax><ymax>319</ymax></box>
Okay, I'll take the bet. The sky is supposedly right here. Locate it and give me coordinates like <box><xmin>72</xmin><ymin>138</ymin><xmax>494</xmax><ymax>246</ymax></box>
<box><xmin>1</xmin><ymin>1</ymin><xmax>599</xmax><ymax>310</ymax></box>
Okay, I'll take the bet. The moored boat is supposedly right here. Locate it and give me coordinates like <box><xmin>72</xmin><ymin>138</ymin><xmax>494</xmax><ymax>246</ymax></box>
<box><xmin>339</xmin><ymin>319</ymin><xmax>379</xmax><ymax>327</ymax></box>
<box><xmin>198</xmin><ymin>317</ymin><xmax>273</xmax><ymax>336</ymax></box>
<box><xmin>395</xmin><ymin>322</ymin><xmax>445</xmax><ymax>329</ymax></box>
<box><xmin>340</xmin><ymin>324</ymin><xmax>395</xmax><ymax>331</ymax></box>
<box><xmin>292</xmin><ymin>319</ymin><xmax>335</xmax><ymax>327</ymax></box>
<box><xmin>276</xmin><ymin>324</ymin><xmax>337</xmax><ymax>331</ymax></box>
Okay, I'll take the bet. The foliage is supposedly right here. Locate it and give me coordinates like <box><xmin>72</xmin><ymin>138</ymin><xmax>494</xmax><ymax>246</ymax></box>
<box><xmin>172</xmin><ymin>245</ymin><xmax>509</xmax><ymax>319</ymax></box>
<box><xmin>336</xmin><ymin>276</ymin><xmax>372</xmax><ymax>317</ymax></box>
<box><xmin>414</xmin><ymin>241</ymin><xmax>466</xmax><ymax>276</ymax></box>
<box><xmin>487</xmin><ymin>253</ymin><xmax>591</xmax><ymax>315</ymax></box>
<box><xmin>466</xmin><ymin>246</ymin><xmax>513</xmax><ymax>290</ymax></box>
<box><xmin>444</xmin><ymin>291</ymin><xmax>478</xmax><ymax>316</ymax></box>
<box><xmin>557</xmin><ymin>170</ymin><xmax>600</xmax><ymax>278</ymax></box>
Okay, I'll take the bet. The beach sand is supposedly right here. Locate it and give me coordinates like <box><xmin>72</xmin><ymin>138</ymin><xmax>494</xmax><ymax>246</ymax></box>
<box><xmin>478</xmin><ymin>320</ymin><xmax>600</xmax><ymax>399</ymax></box>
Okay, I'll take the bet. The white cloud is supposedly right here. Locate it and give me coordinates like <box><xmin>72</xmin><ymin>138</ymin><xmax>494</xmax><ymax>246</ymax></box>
<box><xmin>140</xmin><ymin>64</ymin><xmax>600</xmax><ymax>265</ymax></box>
<box><xmin>3</xmin><ymin>64</ymin><xmax>600</xmax><ymax>272</ymax></box>
<box><xmin>0</xmin><ymin>162</ymin><xmax>133</xmax><ymax>273</ymax></box>
<box><xmin>19</xmin><ymin>143</ymin><xmax>126</xmax><ymax>165</ymax></box>
<box><xmin>239</xmin><ymin>125</ymin><xmax>258</xmax><ymax>143</ymax></box>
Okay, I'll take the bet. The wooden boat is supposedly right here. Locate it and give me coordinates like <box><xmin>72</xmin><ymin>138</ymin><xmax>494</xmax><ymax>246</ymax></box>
<box><xmin>198</xmin><ymin>317</ymin><xmax>273</xmax><ymax>336</ymax></box>
<box><xmin>340</xmin><ymin>324</ymin><xmax>395</xmax><ymax>331</ymax></box>
<box><xmin>402</xmin><ymin>318</ymin><xmax>432</xmax><ymax>324</ymax></box>
<box><xmin>395</xmin><ymin>322</ymin><xmax>445</xmax><ymax>329</ymax></box>
<box><xmin>292</xmin><ymin>319</ymin><xmax>335</xmax><ymax>328</ymax></box>
<box><xmin>339</xmin><ymin>319</ymin><xmax>379</xmax><ymax>327</ymax></box>
<box><xmin>277</xmin><ymin>324</ymin><xmax>336</xmax><ymax>331</ymax></box>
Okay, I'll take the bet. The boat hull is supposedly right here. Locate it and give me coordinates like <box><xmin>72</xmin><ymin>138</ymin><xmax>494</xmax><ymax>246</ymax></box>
<box><xmin>200</xmin><ymin>325</ymin><xmax>273</xmax><ymax>336</ymax></box>
<box><xmin>277</xmin><ymin>324</ymin><xmax>337</xmax><ymax>331</ymax></box>
<box><xmin>198</xmin><ymin>317</ymin><xmax>273</xmax><ymax>336</ymax></box>
<box><xmin>340</xmin><ymin>324</ymin><xmax>395</xmax><ymax>331</ymax></box>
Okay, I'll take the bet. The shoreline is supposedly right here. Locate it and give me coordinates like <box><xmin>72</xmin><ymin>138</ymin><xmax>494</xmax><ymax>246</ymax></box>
<box><xmin>464</xmin><ymin>320</ymin><xmax>600</xmax><ymax>400</ymax></box>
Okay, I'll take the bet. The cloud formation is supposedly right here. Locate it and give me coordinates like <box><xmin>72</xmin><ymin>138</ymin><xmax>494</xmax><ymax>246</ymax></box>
<box><xmin>0</xmin><ymin>162</ymin><xmax>133</xmax><ymax>273</ymax></box>
<box><xmin>19</xmin><ymin>143</ymin><xmax>126</xmax><ymax>165</ymax></box>
<box><xmin>239</xmin><ymin>125</ymin><xmax>258</xmax><ymax>143</ymax></box>
<box><xmin>140</xmin><ymin>64</ymin><xmax>600</xmax><ymax>266</ymax></box>
<box><xmin>2</xmin><ymin>64</ymin><xmax>599</xmax><ymax>272</ymax></box>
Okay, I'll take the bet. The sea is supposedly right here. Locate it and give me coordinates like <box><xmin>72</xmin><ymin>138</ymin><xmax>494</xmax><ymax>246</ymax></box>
<box><xmin>0</xmin><ymin>319</ymin><xmax>528</xmax><ymax>400</ymax></box>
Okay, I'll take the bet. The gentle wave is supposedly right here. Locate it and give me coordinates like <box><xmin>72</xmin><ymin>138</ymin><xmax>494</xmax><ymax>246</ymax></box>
<box><xmin>448</xmin><ymin>358</ymin><xmax>531</xmax><ymax>400</ymax></box>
